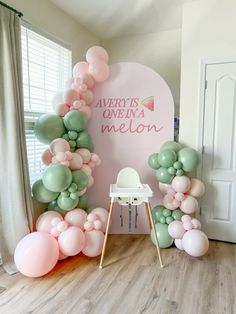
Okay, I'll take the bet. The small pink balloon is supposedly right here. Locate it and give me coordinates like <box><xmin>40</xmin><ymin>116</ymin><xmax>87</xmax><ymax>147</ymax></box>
<box><xmin>64</xmin><ymin>209</ymin><xmax>87</xmax><ymax>229</ymax></box>
<box><xmin>168</xmin><ymin>221</ymin><xmax>186</xmax><ymax>239</ymax></box>
<box><xmin>50</xmin><ymin>227</ymin><xmax>61</xmax><ymax>237</ymax></box>
<box><xmin>86</xmin><ymin>46</ymin><xmax>109</xmax><ymax>64</ymax></box>
<box><xmin>73</xmin><ymin>100</ymin><xmax>83</xmax><ymax>109</ymax></box>
<box><xmin>41</xmin><ymin>149</ymin><xmax>53</xmax><ymax>165</ymax></box>
<box><xmin>36</xmin><ymin>211</ymin><xmax>63</xmax><ymax>233</ymax></box>
<box><xmin>58</xmin><ymin>226</ymin><xmax>85</xmax><ymax>256</ymax></box>
<box><xmin>73</xmin><ymin>61</ymin><xmax>89</xmax><ymax>78</ymax></box>
<box><xmin>183</xmin><ymin>221</ymin><xmax>193</xmax><ymax>231</ymax></box>
<box><xmin>51</xmin><ymin>217</ymin><xmax>62</xmax><ymax>227</ymax></box>
<box><xmin>174</xmin><ymin>192</ymin><xmax>185</xmax><ymax>202</ymax></box>
<box><xmin>84</xmin><ymin>221</ymin><xmax>94</xmax><ymax>231</ymax></box>
<box><xmin>87</xmin><ymin>213</ymin><xmax>97</xmax><ymax>222</ymax></box>
<box><xmin>80</xmin><ymin>73</ymin><xmax>95</xmax><ymax>89</ymax></box>
<box><xmin>69</xmin><ymin>153</ymin><xmax>83</xmax><ymax>170</ymax></box>
<box><xmin>158</xmin><ymin>182</ymin><xmax>172</xmax><ymax>194</ymax></box>
<box><xmin>78</xmin><ymin>105</ymin><xmax>92</xmax><ymax>120</ymax></box>
<box><xmin>163</xmin><ymin>195</ymin><xmax>179</xmax><ymax>210</ymax></box>
<box><xmin>188</xmin><ymin>178</ymin><xmax>205</xmax><ymax>198</ymax></box>
<box><xmin>14</xmin><ymin>232</ymin><xmax>59</xmax><ymax>277</ymax></box>
<box><xmin>91</xmin><ymin>153</ymin><xmax>100</xmax><ymax>163</ymax></box>
<box><xmin>54</xmin><ymin>103</ymin><xmax>70</xmax><ymax>117</ymax></box>
<box><xmin>91</xmin><ymin>208</ymin><xmax>108</xmax><ymax>232</ymax></box>
<box><xmin>191</xmin><ymin>218</ymin><xmax>201</xmax><ymax>230</ymax></box>
<box><xmin>80</xmin><ymin>164</ymin><xmax>92</xmax><ymax>177</ymax></box>
<box><xmin>181</xmin><ymin>214</ymin><xmax>192</xmax><ymax>223</ymax></box>
<box><xmin>180</xmin><ymin>195</ymin><xmax>199</xmax><ymax>214</ymax></box>
<box><xmin>171</xmin><ymin>176</ymin><xmax>191</xmax><ymax>193</ymax></box>
<box><xmin>50</xmin><ymin>138</ymin><xmax>70</xmax><ymax>155</ymax></box>
<box><xmin>82</xmin><ymin>230</ymin><xmax>105</xmax><ymax>257</ymax></box>
<box><xmin>89</xmin><ymin>61</ymin><xmax>110</xmax><ymax>82</ymax></box>
<box><xmin>80</xmin><ymin>90</ymin><xmax>93</xmax><ymax>105</ymax></box>
<box><xmin>87</xmin><ymin>176</ymin><xmax>94</xmax><ymax>188</ymax></box>
<box><xmin>57</xmin><ymin>221</ymin><xmax>68</xmax><ymax>233</ymax></box>
<box><xmin>88</xmin><ymin>161</ymin><xmax>96</xmax><ymax>169</ymax></box>
<box><xmin>61</xmin><ymin>160</ymin><xmax>70</xmax><ymax>167</ymax></box>
<box><xmin>76</xmin><ymin>148</ymin><xmax>91</xmax><ymax>163</ymax></box>
<box><xmin>56</xmin><ymin>152</ymin><xmax>67</xmax><ymax>162</ymax></box>
<box><xmin>65</xmin><ymin>151</ymin><xmax>73</xmax><ymax>161</ymax></box>
<box><xmin>167</xmin><ymin>188</ymin><xmax>175</xmax><ymax>196</ymax></box>
<box><xmin>172</xmin><ymin>199</ymin><xmax>181</xmax><ymax>208</ymax></box>
<box><xmin>93</xmin><ymin>220</ymin><xmax>102</xmax><ymax>230</ymax></box>
<box><xmin>79</xmin><ymin>84</ymin><xmax>87</xmax><ymax>92</ymax></box>
<box><xmin>63</xmin><ymin>89</ymin><xmax>80</xmax><ymax>104</ymax></box>
<box><xmin>182</xmin><ymin>230</ymin><xmax>209</xmax><ymax>257</ymax></box>
<box><xmin>175</xmin><ymin>239</ymin><xmax>184</xmax><ymax>250</ymax></box>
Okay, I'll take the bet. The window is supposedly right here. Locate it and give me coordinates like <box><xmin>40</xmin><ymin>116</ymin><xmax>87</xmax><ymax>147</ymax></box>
<box><xmin>21</xmin><ymin>24</ymin><xmax>72</xmax><ymax>184</ymax></box>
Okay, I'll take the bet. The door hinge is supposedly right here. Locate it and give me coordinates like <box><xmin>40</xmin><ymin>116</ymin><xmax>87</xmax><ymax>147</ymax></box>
<box><xmin>205</xmin><ymin>80</ymin><xmax>208</xmax><ymax>89</ymax></box>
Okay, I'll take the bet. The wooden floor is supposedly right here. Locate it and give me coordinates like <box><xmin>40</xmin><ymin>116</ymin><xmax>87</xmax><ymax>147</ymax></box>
<box><xmin>0</xmin><ymin>235</ymin><xmax>236</xmax><ymax>314</ymax></box>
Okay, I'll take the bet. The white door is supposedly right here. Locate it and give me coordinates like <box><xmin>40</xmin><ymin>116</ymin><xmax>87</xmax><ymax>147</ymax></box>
<box><xmin>200</xmin><ymin>61</ymin><xmax>236</xmax><ymax>242</ymax></box>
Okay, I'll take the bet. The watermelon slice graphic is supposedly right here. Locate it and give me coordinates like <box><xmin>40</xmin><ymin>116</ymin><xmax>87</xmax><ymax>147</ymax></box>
<box><xmin>141</xmin><ymin>96</ymin><xmax>154</xmax><ymax>111</ymax></box>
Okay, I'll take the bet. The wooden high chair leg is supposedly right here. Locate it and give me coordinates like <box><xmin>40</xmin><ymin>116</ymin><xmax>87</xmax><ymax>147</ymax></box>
<box><xmin>99</xmin><ymin>201</ymin><xmax>114</xmax><ymax>269</ymax></box>
<box><xmin>145</xmin><ymin>202</ymin><xmax>164</xmax><ymax>268</ymax></box>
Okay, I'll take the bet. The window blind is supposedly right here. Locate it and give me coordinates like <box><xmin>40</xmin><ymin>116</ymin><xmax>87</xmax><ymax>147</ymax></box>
<box><xmin>21</xmin><ymin>25</ymin><xmax>72</xmax><ymax>184</ymax></box>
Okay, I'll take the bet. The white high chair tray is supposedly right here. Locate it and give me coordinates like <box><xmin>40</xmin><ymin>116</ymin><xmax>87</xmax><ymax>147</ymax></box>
<box><xmin>110</xmin><ymin>184</ymin><xmax>153</xmax><ymax>198</ymax></box>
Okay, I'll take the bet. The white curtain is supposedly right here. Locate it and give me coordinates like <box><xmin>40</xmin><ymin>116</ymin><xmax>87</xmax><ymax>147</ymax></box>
<box><xmin>0</xmin><ymin>5</ymin><xmax>33</xmax><ymax>274</ymax></box>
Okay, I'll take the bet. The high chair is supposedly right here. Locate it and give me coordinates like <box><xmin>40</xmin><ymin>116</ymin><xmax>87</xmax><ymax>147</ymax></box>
<box><xmin>99</xmin><ymin>167</ymin><xmax>164</xmax><ymax>269</ymax></box>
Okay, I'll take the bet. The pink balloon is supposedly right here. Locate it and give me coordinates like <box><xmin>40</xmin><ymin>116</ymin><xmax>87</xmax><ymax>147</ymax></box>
<box><xmin>73</xmin><ymin>62</ymin><xmax>89</xmax><ymax>78</ymax></box>
<box><xmin>58</xmin><ymin>251</ymin><xmax>68</xmax><ymax>260</ymax></box>
<box><xmin>188</xmin><ymin>178</ymin><xmax>205</xmax><ymax>198</ymax></box>
<box><xmin>50</xmin><ymin>227</ymin><xmax>61</xmax><ymax>237</ymax></box>
<box><xmin>69</xmin><ymin>153</ymin><xmax>83</xmax><ymax>170</ymax></box>
<box><xmin>80</xmin><ymin>90</ymin><xmax>93</xmax><ymax>105</ymax></box>
<box><xmin>73</xmin><ymin>100</ymin><xmax>83</xmax><ymax>109</ymax></box>
<box><xmin>86</xmin><ymin>46</ymin><xmax>109</xmax><ymax>64</ymax></box>
<box><xmin>90</xmin><ymin>208</ymin><xmax>108</xmax><ymax>232</ymax></box>
<box><xmin>50</xmin><ymin>138</ymin><xmax>70</xmax><ymax>155</ymax></box>
<box><xmin>89</xmin><ymin>61</ymin><xmax>110</xmax><ymax>82</ymax></box>
<box><xmin>172</xmin><ymin>176</ymin><xmax>191</xmax><ymax>193</ymax></box>
<box><xmin>56</xmin><ymin>152</ymin><xmax>67</xmax><ymax>162</ymax></box>
<box><xmin>63</xmin><ymin>89</ymin><xmax>80</xmax><ymax>104</ymax></box>
<box><xmin>191</xmin><ymin>218</ymin><xmax>202</xmax><ymax>230</ymax></box>
<box><xmin>87</xmin><ymin>176</ymin><xmax>94</xmax><ymax>188</ymax></box>
<box><xmin>58</xmin><ymin>226</ymin><xmax>85</xmax><ymax>256</ymax></box>
<box><xmin>163</xmin><ymin>194</ymin><xmax>179</xmax><ymax>210</ymax></box>
<box><xmin>94</xmin><ymin>220</ymin><xmax>102</xmax><ymax>230</ymax></box>
<box><xmin>87</xmin><ymin>213</ymin><xmax>97</xmax><ymax>222</ymax></box>
<box><xmin>91</xmin><ymin>153</ymin><xmax>100</xmax><ymax>163</ymax></box>
<box><xmin>182</xmin><ymin>230</ymin><xmax>209</xmax><ymax>257</ymax></box>
<box><xmin>80</xmin><ymin>73</ymin><xmax>95</xmax><ymax>89</ymax></box>
<box><xmin>84</xmin><ymin>221</ymin><xmax>94</xmax><ymax>231</ymax></box>
<box><xmin>52</xmin><ymin>91</ymin><xmax>63</xmax><ymax>106</ymax></box>
<box><xmin>183</xmin><ymin>221</ymin><xmax>193</xmax><ymax>231</ymax></box>
<box><xmin>36</xmin><ymin>211</ymin><xmax>63</xmax><ymax>233</ymax></box>
<box><xmin>57</xmin><ymin>221</ymin><xmax>68</xmax><ymax>233</ymax></box>
<box><xmin>80</xmin><ymin>164</ymin><xmax>92</xmax><ymax>177</ymax></box>
<box><xmin>181</xmin><ymin>214</ymin><xmax>192</xmax><ymax>223</ymax></box>
<box><xmin>82</xmin><ymin>230</ymin><xmax>105</xmax><ymax>257</ymax></box>
<box><xmin>78</xmin><ymin>105</ymin><xmax>92</xmax><ymax>120</ymax></box>
<box><xmin>53</xmin><ymin>103</ymin><xmax>70</xmax><ymax>117</ymax></box>
<box><xmin>174</xmin><ymin>192</ymin><xmax>185</xmax><ymax>202</ymax></box>
<box><xmin>41</xmin><ymin>149</ymin><xmax>53</xmax><ymax>165</ymax></box>
<box><xmin>14</xmin><ymin>232</ymin><xmax>59</xmax><ymax>277</ymax></box>
<box><xmin>64</xmin><ymin>209</ymin><xmax>87</xmax><ymax>230</ymax></box>
<box><xmin>76</xmin><ymin>148</ymin><xmax>91</xmax><ymax>163</ymax></box>
<box><xmin>88</xmin><ymin>161</ymin><xmax>96</xmax><ymax>169</ymax></box>
<box><xmin>180</xmin><ymin>195</ymin><xmax>199</xmax><ymax>214</ymax></box>
<box><xmin>168</xmin><ymin>221</ymin><xmax>186</xmax><ymax>239</ymax></box>
<box><xmin>175</xmin><ymin>239</ymin><xmax>184</xmax><ymax>250</ymax></box>
<box><xmin>65</xmin><ymin>77</ymin><xmax>74</xmax><ymax>89</ymax></box>
<box><xmin>158</xmin><ymin>182</ymin><xmax>171</xmax><ymax>194</ymax></box>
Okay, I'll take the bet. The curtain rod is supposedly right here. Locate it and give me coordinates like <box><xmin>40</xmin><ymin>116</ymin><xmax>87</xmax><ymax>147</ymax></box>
<box><xmin>0</xmin><ymin>1</ymin><xmax>23</xmax><ymax>17</ymax></box>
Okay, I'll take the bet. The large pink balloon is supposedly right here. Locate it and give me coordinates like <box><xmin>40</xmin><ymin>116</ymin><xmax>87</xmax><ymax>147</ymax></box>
<box><xmin>54</xmin><ymin>103</ymin><xmax>70</xmax><ymax>117</ymax></box>
<box><xmin>89</xmin><ymin>61</ymin><xmax>110</xmax><ymax>82</ymax></box>
<box><xmin>58</xmin><ymin>226</ymin><xmax>85</xmax><ymax>256</ymax></box>
<box><xmin>86</xmin><ymin>46</ymin><xmax>109</xmax><ymax>64</ymax></box>
<box><xmin>36</xmin><ymin>211</ymin><xmax>63</xmax><ymax>233</ymax></box>
<box><xmin>50</xmin><ymin>138</ymin><xmax>70</xmax><ymax>155</ymax></box>
<box><xmin>82</xmin><ymin>230</ymin><xmax>105</xmax><ymax>257</ymax></box>
<box><xmin>182</xmin><ymin>230</ymin><xmax>209</xmax><ymax>257</ymax></box>
<box><xmin>80</xmin><ymin>90</ymin><xmax>93</xmax><ymax>105</ymax></box>
<box><xmin>171</xmin><ymin>176</ymin><xmax>191</xmax><ymax>193</ymax></box>
<box><xmin>63</xmin><ymin>89</ymin><xmax>80</xmax><ymax>104</ymax></box>
<box><xmin>41</xmin><ymin>149</ymin><xmax>53</xmax><ymax>165</ymax></box>
<box><xmin>64</xmin><ymin>208</ymin><xmax>87</xmax><ymax>229</ymax></box>
<box><xmin>188</xmin><ymin>178</ymin><xmax>205</xmax><ymax>198</ymax></box>
<box><xmin>91</xmin><ymin>208</ymin><xmax>108</xmax><ymax>232</ymax></box>
<box><xmin>180</xmin><ymin>195</ymin><xmax>199</xmax><ymax>214</ymax></box>
<box><xmin>69</xmin><ymin>153</ymin><xmax>83</xmax><ymax>170</ymax></box>
<box><xmin>158</xmin><ymin>182</ymin><xmax>172</xmax><ymax>194</ymax></box>
<box><xmin>73</xmin><ymin>62</ymin><xmax>89</xmax><ymax>78</ymax></box>
<box><xmin>168</xmin><ymin>221</ymin><xmax>186</xmax><ymax>239</ymax></box>
<box><xmin>14</xmin><ymin>232</ymin><xmax>59</xmax><ymax>277</ymax></box>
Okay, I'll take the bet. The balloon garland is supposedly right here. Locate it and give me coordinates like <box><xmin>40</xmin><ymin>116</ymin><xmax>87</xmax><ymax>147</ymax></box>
<box><xmin>14</xmin><ymin>46</ymin><xmax>110</xmax><ymax>277</ymax></box>
<box><xmin>148</xmin><ymin>141</ymin><xmax>209</xmax><ymax>257</ymax></box>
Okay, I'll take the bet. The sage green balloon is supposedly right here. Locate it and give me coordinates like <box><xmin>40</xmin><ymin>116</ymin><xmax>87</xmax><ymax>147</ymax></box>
<box><xmin>152</xmin><ymin>205</ymin><xmax>165</xmax><ymax>222</ymax></box>
<box><xmin>166</xmin><ymin>216</ymin><xmax>174</xmax><ymax>225</ymax></box>
<box><xmin>178</xmin><ymin>148</ymin><xmax>199</xmax><ymax>172</ymax></box>
<box><xmin>48</xmin><ymin>200</ymin><xmax>66</xmax><ymax>215</ymax></box>
<box><xmin>160</xmin><ymin>141</ymin><xmax>182</xmax><ymax>153</ymax></box>
<box><xmin>150</xmin><ymin>223</ymin><xmax>174</xmax><ymax>248</ymax></box>
<box><xmin>64</xmin><ymin>111</ymin><xmax>86</xmax><ymax>132</ymax></box>
<box><xmin>77</xmin><ymin>194</ymin><xmax>88</xmax><ymax>210</ymax></box>
<box><xmin>148</xmin><ymin>153</ymin><xmax>161</xmax><ymax>170</ymax></box>
<box><xmin>72</xmin><ymin>170</ymin><xmax>89</xmax><ymax>192</ymax></box>
<box><xmin>171</xmin><ymin>209</ymin><xmax>184</xmax><ymax>221</ymax></box>
<box><xmin>157</xmin><ymin>149</ymin><xmax>177</xmax><ymax>168</ymax></box>
<box><xmin>32</xmin><ymin>179</ymin><xmax>59</xmax><ymax>203</ymax></box>
<box><xmin>42</xmin><ymin>164</ymin><xmax>72</xmax><ymax>192</ymax></box>
<box><xmin>76</xmin><ymin>131</ymin><xmax>94</xmax><ymax>152</ymax></box>
<box><xmin>34</xmin><ymin>114</ymin><xmax>66</xmax><ymax>144</ymax></box>
<box><xmin>163</xmin><ymin>208</ymin><xmax>171</xmax><ymax>217</ymax></box>
<box><xmin>156</xmin><ymin>167</ymin><xmax>174</xmax><ymax>183</ymax></box>
<box><xmin>57</xmin><ymin>194</ymin><xmax>79</xmax><ymax>211</ymax></box>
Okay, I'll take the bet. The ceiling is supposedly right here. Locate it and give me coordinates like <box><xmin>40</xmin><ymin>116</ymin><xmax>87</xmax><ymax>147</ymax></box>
<box><xmin>51</xmin><ymin>0</ymin><xmax>195</xmax><ymax>40</ymax></box>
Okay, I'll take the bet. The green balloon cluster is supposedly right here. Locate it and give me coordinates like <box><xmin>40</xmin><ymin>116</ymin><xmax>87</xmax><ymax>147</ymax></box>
<box><xmin>152</xmin><ymin>205</ymin><xmax>184</xmax><ymax>225</ymax></box>
<box><xmin>148</xmin><ymin>141</ymin><xmax>199</xmax><ymax>183</ymax></box>
<box><xmin>63</xmin><ymin>130</ymin><xmax>94</xmax><ymax>152</ymax></box>
<box><xmin>150</xmin><ymin>223</ymin><xmax>173</xmax><ymax>249</ymax></box>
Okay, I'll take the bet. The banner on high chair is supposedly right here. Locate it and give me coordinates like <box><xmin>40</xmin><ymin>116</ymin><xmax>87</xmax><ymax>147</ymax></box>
<box><xmin>88</xmin><ymin>62</ymin><xmax>174</xmax><ymax>234</ymax></box>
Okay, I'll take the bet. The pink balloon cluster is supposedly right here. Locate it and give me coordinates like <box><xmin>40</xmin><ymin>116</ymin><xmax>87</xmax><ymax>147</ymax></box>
<box><xmin>159</xmin><ymin>176</ymin><xmax>205</xmax><ymax>214</ymax></box>
<box><xmin>168</xmin><ymin>215</ymin><xmax>209</xmax><ymax>257</ymax></box>
<box><xmin>14</xmin><ymin>208</ymin><xmax>108</xmax><ymax>277</ymax></box>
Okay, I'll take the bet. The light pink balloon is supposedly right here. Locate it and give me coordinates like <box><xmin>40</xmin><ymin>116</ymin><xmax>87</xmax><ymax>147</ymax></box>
<box><xmin>41</xmin><ymin>149</ymin><xmax>53</xmax><ymax>165</ymax></box>
<box><xmin>69</xmin><ymin>153</ymin><xmax>83</xmax><ymax>170</ymax></box>
<box><xmin>182</xmin><ymin>230</ymin><xmax>209</xmax><ymax>257</ymax></box>
<box><xmin>80</xmin><ymin>164</ymin><xmax>92</xmax><ymax>177</ymax></box>
<box><xmin>58</xmin><ymin>251</ymin><xmax>68</xmax><ymax>260</ymax></box>
<box><xmin>79</xmin><ymin>83</ymin><xmax>87</xmax><ymax>92</ymax></box>
<box><xmin>88</xmin><ymin>161</ymin><xmax>96</xmax><ymax>169</ymax></box>
<box><xmin>63</xmin><ymin>89</ymin><xmax>80</xmax><ymax>104</ymax></box>
<box><xmin>87</xmin><ymin>213</ymin><xmax>97</xmax><ymax>222</ymax></box>
<box><xmin>73</xmin><ymin>100</ymin><xmax>83</xmax><ymax>110</ymax></box>
<box><xmin>64</xmin><ymin>209</ymin><xmax>87</xmax><ymax>229</ymax></box>
<box><xmin>76</xmin><ymin>148</ymin><xmax>91</xmax><ymax>163</ymax></box>
<box><xmin>191</xmin><ymin>218</ymin><xmax>201</xmax><ymax>230</ymax></box>
<box><xmin>90</xmin><ymin>208</ymin><xmax>108</xmax><ymax>232</ymax></box>
<box><xmin>168</xmin><ymin>221</ymin><xmax>186</xmax><ymax>239</ymax></box>
<box><xmin>86</xmin><ymin>46</ymin><xmax>109</xmax><ymax>64</ymax></box>
<box><xmin>163</xmin><ymin>194</ymin><xmax>179</xmax><ymax>210</ymax></box>
<box><xmin>91</xmin><ymin>153</ymin><xmax>100</xmax><ymax>163</ymax></box>
<box><xmin>183</xmin><ymin>221</ymin><xmax>193</xmax><ymax>231</ymax></box>
<box><xmin>80</xmin><ymin>90</ymin><xmax>93</xmax><ymax>105</ymax></box>
<box><xmin>57</xmin><ymin>221</ymin><xmax>68</xmax><ymax>233</ymax></box>
<box><xmin>82</xmin><ymin>230</ymin><xmax>105</xmax><ymax>257</ymax></box>
<box><xmin>36</xmin><ymin>211</ymin><xmax>63</xmax><ymax>233</ymax></box>
<box><xmin>65</xmin><ymin>78</ymin><xmax>74</xmax><ymax>89</ymax></box>
<box><xmin>158</xmin><ymin>182</ymin><xmax>171</xmax><ymax>194</ymax></box>
<box><xmin>50</xmin><ymin>227</ymin><xmax>61</xmax><ymax>237</ymax></box>
<box><xmin>50</xmin><ymin>138</ymin><xmax>70</xmax><ymax>155</ymax></box>
<box><xmin>54</xmin><ymin>103</ymin><xmax>70</xmax><ymax>117</ymax></box>
<box><xmin>73</xmin><ymin>61</ymin><xmax>89</xmax><ymax>78</ymax></box>
<box><xmin>14</xmin><ymin>232</ymin><xmax>59</xmax><ymax>277</ymax></box>
<box><xmin>52</xmin><ymin>91</ymin><xmax>63</xmax><ymax>106</ymax></box>
<box><xmin>94</xmin><ymin>220</ymin><xmax>102</xmax><ymax>230</ymax></box>
<box><xmin>180</xmin><ymin>195</ymin><xmax>199</xmax><ymax>214</ymax></box>
<box><xmin>78</xmin><ymin>105</ymin><xmax>92</xmax><ymax>120</ymax></box>
<box><xmin>188</xmin><ymin>178</ymin><xmax>205</xmax><ymax>198</ymax></box>
<box><xmin>80</xmin><ymin>73</ymin><xmax>95</xmax><ymax>89</ymax></box>
<box><xmin>84</xmin><ymin>221</ymin><xmax>94</xmax><ymax>231</ymax></box>
<box><xmin>175</xmin><ymin>239</ymin><xmax>184</xmax><ymax>250</ymax></box>
<box><xmin>181</xmin><ymin>214</ymin><xmax>192</xmax><ymax>223</ymax></box>
<box><xmin>171</xmin><ymin>176</ymin><xmax>191</xmax><ymax>193</ymax></box>
<box><xmin>89</xmin><ymin>61</ymin><xmax>110</xmax><ymax>82</ymax></box>
<box><xmin>87</xmin><ymin>176</ymin><xmax>94</xmax><ymax>188</ymax></box>
<box><xmin>58</xmin><ymin>226</ymin><xmax>85</xmax><ymax>256</ymax></box>
<box><xmin>174</xmin><ymin>192</ymin><xmax>185</xmax><ymax>202</ymax></box>
<box><xmin>56</xmin><ymin>152</ymin><xmax>67</xmax><ymax>162</ymax></box>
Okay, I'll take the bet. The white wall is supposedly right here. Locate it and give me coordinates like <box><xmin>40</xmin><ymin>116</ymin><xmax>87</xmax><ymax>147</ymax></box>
<box><xmin>179</xmin><ymin>0</ymin><xmax>236</xmax><ymax>147</ymax></box>
<box><xmin>102</xmin><ymin>29</ymin><xmax>182</xmax><ymax>113</ymax></box>
<box><xmin>4</xmin><ymin>0</ymin><xmax>100</xmax><ymax>64</ymax></box>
